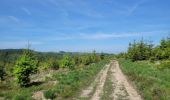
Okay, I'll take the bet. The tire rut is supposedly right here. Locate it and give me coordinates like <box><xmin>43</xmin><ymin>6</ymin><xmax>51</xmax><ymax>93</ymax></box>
<box><xmin>79</xmin><ymin>64</ymin><xmax>110</xmax><ymax>100</ymax></box>
<box><xmin>78</xmin><ymin>60</ymin><xmax>142</xmax><ymax>100</ymax></box>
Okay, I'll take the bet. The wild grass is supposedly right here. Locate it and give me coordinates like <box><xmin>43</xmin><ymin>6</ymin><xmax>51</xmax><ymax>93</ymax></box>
<box><xmin>0</xmin><ymin>60</ymin><xmax>109</xmax><ymax>99</ymax></box>
<box><xmin>119</xmin><ymin>59</ymin><xmax>170</xmax><ymax>100</ymax></box>
<box><xmin>48</xmin><ymin>60</ymin><xmax>109</xmax><ymax>99</ymax></box>
<box><xmin>101</xmin><ymin>65</ymin><xmax>114</xmax><ymax>100</ymax></box>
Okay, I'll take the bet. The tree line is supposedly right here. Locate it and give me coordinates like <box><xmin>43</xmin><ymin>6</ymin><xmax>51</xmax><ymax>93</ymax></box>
<box><xmin>0</xmin><ymin>49</ymin><xmax>106</xmax><ymax>87</ymax></box>
<box><xmin>124</xmin><ymin>37</ymin><xmax>170</xmax><ymax>62</ymax></box>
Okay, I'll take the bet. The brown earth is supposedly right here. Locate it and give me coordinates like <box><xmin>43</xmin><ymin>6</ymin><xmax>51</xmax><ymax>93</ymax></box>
<box><xmin>78</xmin><ymin>60</ymin><xmax>142</xmax><ymax>100</ymax></box>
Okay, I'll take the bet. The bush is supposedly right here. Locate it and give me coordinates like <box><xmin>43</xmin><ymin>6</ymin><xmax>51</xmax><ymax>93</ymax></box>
<box><xmin>44</xmin><ymin>90</ymin><xmax>55</xmax><ymax>99</ymax></box>
<box><xmin>60</xmin><ymin>54</ymin><xmax>75</xmax><ymax>70</ymax></box>
<box><xmin>13</xmin><ymin>49</ymin><xmax>38</xmax><ymax>87</ymax></box>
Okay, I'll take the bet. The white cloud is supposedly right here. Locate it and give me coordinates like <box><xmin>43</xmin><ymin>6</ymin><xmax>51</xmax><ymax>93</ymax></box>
<box><xmin>8</xmin><ymin>16</ymin><xmax>20</xmax><ymax>22</ymax></box>
<box><xmin>50</xmin><ymin>30</ymin><xmax>168</xmax><ymax>40</ymax></box>
<box><xmin>79</xmin><ymin>33</ymin><xmax>141</xmax><ymax>39</ymax></box>
<box><xmin>126</xmin><ymin>0</ymin><xmax>145</xmax><ymax>16</ymax></box>
<box><xmin>0</xmin><ymin>41</ymin><xmax>42</xmax><ymax>49</ymax></box>
<box><xmin>40</xmin><ymin>32</ymin><xmax>157</xmax><ymax>41</ymax></box>
<box><xmin>21</xmin><ymin>7</ymin><xmax>31</xmax><ymax>15</ymax></box>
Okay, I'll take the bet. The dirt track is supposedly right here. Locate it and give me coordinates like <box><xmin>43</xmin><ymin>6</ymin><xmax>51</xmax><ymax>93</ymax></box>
<box><xmin>78</xmin><ymin>60</ymin><xmax>142</xmax><ymax>100</ymax></box>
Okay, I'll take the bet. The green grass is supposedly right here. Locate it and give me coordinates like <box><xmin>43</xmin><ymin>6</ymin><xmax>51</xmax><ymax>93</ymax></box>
<box><xmin>0</xmin><ymin>60</ymin><xmax>109</xmax><ymax>99</ymax></box>
<box><xmin>44</xmin><ymin>90</ymin><xmax>55</xmax><ymax>99</ymax></box>
<box><xmin>119</xmin><ymin>59</ymin><xmax>170</xmax><ymax>100</ymax></box>
<box><xmin>101</xmin><ymin>65</ymin><xmax>114</xmax><ymax>100</ymax></box>
<box><xmin>50</xmin><ymin>60</ymin><xmax>109</xmax><ymax>99</ymax></box>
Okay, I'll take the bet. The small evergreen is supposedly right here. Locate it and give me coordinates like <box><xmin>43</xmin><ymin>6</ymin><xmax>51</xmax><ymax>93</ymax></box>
<box><xmin>60</xmin><ymin>54</ymin><xmax>75</xmax><ymax>70</ymax></box>
<box><xmin>13</xmin><ymin>49</ymin><xmax>38</xmax><ymax>87</ymax></box>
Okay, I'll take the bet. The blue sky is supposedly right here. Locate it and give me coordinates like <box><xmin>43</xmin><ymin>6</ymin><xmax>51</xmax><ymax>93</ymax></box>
<box><xmin>0</xmin><ymin>0</ymin><xmax>170</xmax><ymax>53</ymax></box>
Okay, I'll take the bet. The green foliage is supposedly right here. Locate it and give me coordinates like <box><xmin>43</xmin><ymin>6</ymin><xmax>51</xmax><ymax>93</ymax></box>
<box><xmin>158</xmin><ymin>60</ymin><xmax>170</xmax><ymax>69</ymax></box>
<box><xmin>126</xmin><ymin>37</ymin><xmax>170</xmax><ymax>61</ymax></box>
<box><xmin>0</xmin><ymin>49</ymin><xmax>65</xmax><ymax>76</ymax></box>
<box><xmin>44</xmin><ymin>90</ymin><xmax>55</xmax><ymax>99</ymax></box>
<box><xmin>0</xmin><ymin>49</ymin><xmax>107</xmax><ymax>99</ymax></box>
<box><xmin>48</xmin><ymin>59</ymin><xmax>60</xmax><ymax>70</ymax></box>
<box><xmin>13</xmin><ymin>92</ymin><xmax>31</xmax><ymax>100</ymax></box>
<box><xmin>81</xmin><ymin>55</ymin><xmax>92</xmax><ymax>65</ymax></box>
<box><xmin>80</xmin><ymin>51</ymin><xmax>101</xmax><ymax>65</ymax></box>
<box><xmin>149</xmin><ymin>56</ymin><xmax>156</xmax><ymax>63</ymax></box>
<box><xmin>39</xmin><ymin>62</ymin><xmax>49</xmax><ymax>70</ymax></box>
<box><xmin>13</xmin><ymin>95</ymin><xmax>28</xmax><ymax>100</ymax></box>
<box><xmin>126</xmin><ymin>39</ymin><xmax>153</xmax><ymax>61</ymax></box>
<box><xmin>91</xmin><ymin>50</ymin><xmax>101</xmax><ymax>63</ymax></box>
<box><xmin>156</xmin><ymin>38</ymin><xmax>170</xmax><ymax>60</ymax></box>
<box><xmin>73</xmin><ymin>54</ymin><xmax>82</xmax><ymax>66</ymax></box>
<box><xmin>52</xmin><ymin>60</ymin><xmax>108</xmax><ymax>99</ymax></box>
<box><xmin>119</xmin><ymin>59</ymin><xmax>170</xmax><ymax>100</ymax></box>
<box><xmin>13</xmin><ymin>49</ymin><xmax>38</xmax><ymax>87</ymax></box>
<box><xmin>100</xmin><ymin>52</ymin><xmax>105</xmax><ymax>60</ymax></box>
<box><xmin>60</xmin><ymin>54</ymin><xmax>75</xmax><ymax>70</ymax></box>
<box><xmin>91</xmin><ymin>50</ymin><xmax>97</xmax><ymax>62</ymax></box>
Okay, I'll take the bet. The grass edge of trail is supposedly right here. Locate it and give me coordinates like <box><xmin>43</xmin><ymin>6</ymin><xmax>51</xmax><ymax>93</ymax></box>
<box><xmin>100</xmin><ymin>63</ymin><xmax>114</xmax><ymax>100</ymax></box>
<box><xmin>48</xmin><ymin>60</ymin><xmax>110</xmax><ymax>99</ymax></box>
<box><xmin>118</xmin><ymin>59</ymin><xmax>170</xmax><ymax>100</ymax></box>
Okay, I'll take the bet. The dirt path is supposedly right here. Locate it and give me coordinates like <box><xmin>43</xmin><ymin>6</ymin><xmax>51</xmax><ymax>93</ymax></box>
<box><xmin>79</xmin><ymin>64</ymin><xmax>110</xmax><ymax>99</ymax></box>
<box><xmin>112</xmin><ymin>60</ymin><xmax>142</xmax><ymax>100</ymax></box>
<box><xmin>78</xmin><ymin>60</ymin><xmax>142</xmax><ymax>100</ymax></box>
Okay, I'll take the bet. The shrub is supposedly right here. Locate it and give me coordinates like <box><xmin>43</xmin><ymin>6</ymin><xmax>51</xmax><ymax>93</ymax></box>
<box><xmin>13</xmin><ymin>49</ymin><xmax>38</xmax><ymax>87</ymax></box>
<box><xmin>60</xmin><ymin>54</ymin><xmax>75</xmax><ymax>70</ymax></box>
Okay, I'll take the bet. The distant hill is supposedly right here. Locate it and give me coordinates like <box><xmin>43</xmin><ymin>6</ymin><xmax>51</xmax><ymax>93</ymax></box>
<box><xmin>0</xmin><ymin>49</ymin><xmax>65</xmax><ymax>67</ymax></box>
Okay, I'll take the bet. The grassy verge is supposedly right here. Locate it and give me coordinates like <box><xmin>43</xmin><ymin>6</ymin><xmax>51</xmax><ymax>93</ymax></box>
<box><xmin>119</xmin><ymin>59</ymin><xmax>170</xmax><ymax>100</ymax></box>
<box><xmin>49</xmin><ymin>60</ymin><xmax>109</xmax><ymax>99</ymax></box>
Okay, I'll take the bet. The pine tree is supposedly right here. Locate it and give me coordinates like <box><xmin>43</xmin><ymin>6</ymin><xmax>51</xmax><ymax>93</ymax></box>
<box><xmin>60</xmin><ymin>54</ymin><xmax>75</xmax><ymax>70</ymax></box>
<box><xmin>13</xmin><ymin>49</ymin><xmax>38</xmax><ymax>87</ymax></box>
